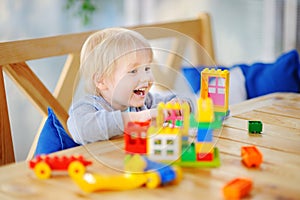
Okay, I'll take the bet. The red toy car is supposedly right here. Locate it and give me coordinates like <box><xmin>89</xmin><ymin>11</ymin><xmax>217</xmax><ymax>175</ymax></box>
<box><xmin>29</xmin><ymin>155</ymin><xmax>92</xmax><ymax>179</ymax></box>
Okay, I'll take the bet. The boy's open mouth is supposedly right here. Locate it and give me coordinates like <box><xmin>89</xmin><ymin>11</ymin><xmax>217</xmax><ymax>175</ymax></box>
<box><xmin>133</xmin><ymin>87</ymin><xmax>146</xmax><ymax>96</ymax></box>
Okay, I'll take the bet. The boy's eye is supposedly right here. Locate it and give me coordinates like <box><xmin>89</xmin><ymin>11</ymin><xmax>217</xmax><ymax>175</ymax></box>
<box><xmin>128</xmin><ymin>69</ymin><xmax>137</xmax><ymax>74</ymax></box>
<box><xmin>145</xmin><ymin>66</ymin><xmax>151</xmax><ymax>72</ymax></box>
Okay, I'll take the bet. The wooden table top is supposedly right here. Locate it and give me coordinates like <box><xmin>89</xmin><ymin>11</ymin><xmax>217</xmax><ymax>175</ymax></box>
<box><xmin>0</xmin><ymin>92</ymin><xmax>299</xmax><ymax>200</ymax></box>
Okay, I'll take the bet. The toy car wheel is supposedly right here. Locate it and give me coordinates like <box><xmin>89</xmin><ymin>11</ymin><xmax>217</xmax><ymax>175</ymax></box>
<box><xmin>34</xmin><ymin>162</ymin><xmax>51</xmax><ymax>179</ymax></box>
<box><xmin>68</xmin><ymin>161</ymin><xmax>86</xmax><ymax>177</ymax></box>
<box><xmin>145</xmin><ymin>172</ymin><xmax>161</xmax><ymax>189</ymax></box>
<box><xmin>171</xmin><ymin>166</ymin><xmax>183</xmax><ymax>184</ymax></box>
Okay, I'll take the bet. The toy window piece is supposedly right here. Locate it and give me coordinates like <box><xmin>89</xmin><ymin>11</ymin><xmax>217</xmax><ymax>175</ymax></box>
<box><xmin>154</xmin><ymin>139</ymin><xmax>162</xmax><ymax>145</ymax></box>
<box><xmin>201</xmin><ymin>68</ymin><xmax>229</xmax><ymax>113</ymax></box>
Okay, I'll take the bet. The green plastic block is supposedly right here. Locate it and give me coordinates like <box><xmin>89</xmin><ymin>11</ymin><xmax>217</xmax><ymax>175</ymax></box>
<box><xmin>181</xmin><ymin>143</ymin><xmax>196</xmax><ymax>162</ymax></box>
<box><xmin>175</xmin><ymin>147</ymin><xmax>221</xmax><ymax>168</ymax></box>
<box><xmin>248</xmin><ymin>121</ymin><xmax>263</xmax><ymax>133</ymax></box>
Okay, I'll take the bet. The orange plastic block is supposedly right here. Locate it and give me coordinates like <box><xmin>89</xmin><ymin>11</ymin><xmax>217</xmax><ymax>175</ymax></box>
<box><xmin>223</xmin><ymin>178</ymin><xmax>252</xmax><ymax>199</ymax></box>
<box><xmin>241</xmin><ymin>146</ymin><xmax>263</xmax><ymax>168</ymax></box>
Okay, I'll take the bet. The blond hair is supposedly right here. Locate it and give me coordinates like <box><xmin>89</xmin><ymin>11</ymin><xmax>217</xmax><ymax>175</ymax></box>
<box><xmin>80</xmin><ymin>28</ymin><xmax>153</xmax><ymax>94</ymax></box>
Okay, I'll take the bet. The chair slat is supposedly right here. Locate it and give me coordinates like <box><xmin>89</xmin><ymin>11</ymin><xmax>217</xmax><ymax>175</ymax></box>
<box><xmin>0</xmin><ymin>67</ymin><xmax>15</xmax><ymax>165</ymax></box>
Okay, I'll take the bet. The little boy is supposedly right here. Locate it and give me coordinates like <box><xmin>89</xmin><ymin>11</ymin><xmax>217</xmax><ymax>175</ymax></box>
<box><xmin>67</xmin><ymin>28</ymin><xmax>191</xmax><ymax>145</ymax></box>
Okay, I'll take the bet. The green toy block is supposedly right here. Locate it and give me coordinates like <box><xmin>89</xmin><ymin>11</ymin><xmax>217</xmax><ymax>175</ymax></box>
<box><xmin>181</xmin><ymin>143</ymin><xmax>196</xmax><ymax>162</ymax></box>
<box><xmin>248</xmin><ymin>121</ymin><xmax>263</xmax><ymax>134</ymax></box>
<box><xmin>189</xmin><ymin>114</ymin><xmax>223</xmax><ymax>129</ymax></box>
<box><xmin>175</xmin><ymin>147</ymin><xmax>221</xmax><ymax>167</ymax></box>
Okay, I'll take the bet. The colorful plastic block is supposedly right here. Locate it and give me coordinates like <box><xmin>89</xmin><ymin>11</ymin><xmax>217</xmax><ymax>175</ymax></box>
<box><xmin>223</xmin><ymin>178</ymin><xmax>252</xmax><ymax>199</ymax></box>
<box><xmin>124</xmin><ymin>154</ymin><xmax>147</xmax><ymax>173</ymax></box>
<box><xmin>196</xmin><ymin>152</ymin><xmax>213</xmax><ymax>161</ymax></box>
<box><xmin>200</xmin><ymin>68</ymin><xmax>230</xmax><ymax>113</ymax></box>
<box><xmin>197</xmin><ymin>129</ymin><xmax>213</xmax><ymax>142</ymax></box>
<box><xmin>147</xmin><ymin>126</ymin><xmax>182</xmax><ymax>162</ymax></box>
<box><xmin>124</xmin><ymin>121</ymin><xmax>150</xmax><ymax>154</ymax></box>
<box><xmin>195</xmin><ymin>142</ymin><xmax>214</xmax><ymax>153</ymax></box>
<box><xmin>181</xmin><ymin>143</ymin><xmax>196</xmax><ymax>161</ymax></box>
<box><xmin>196</xmin><ymin>97</ymin><xmax>214</xmax><ymax>122</ymax></box>
<box><xmin>124</xmin><ymin>155</ymin><xmax>183</xmax><ymax>189</ymax></box>
<box><xmin>176</xmin><ymin>147</ymin><xmax>221</xmax><ymax>167</ymax></box>
<box><xmin>70</xmin><ymin>172</ymin><xmax>148</xmax><ymax>192</ymax></box>
<box><xmin>157</xmin><ymin>102</ymin><xmax>190</xmax><ymax>135</ymax></box>
<box><xmin>241</xmin><ymin>146</ymin><xmax>263</xmax><ymax>168</ymax></box>
<box><xmin>248</xmin><ymin>121</ymin><xmax>263</xmax><ymax>134</ymax></box>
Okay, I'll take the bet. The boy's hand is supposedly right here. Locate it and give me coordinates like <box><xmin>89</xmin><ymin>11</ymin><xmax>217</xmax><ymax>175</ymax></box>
<box><xmin>166</xmin><ymin>98</ymin><xmax>191</xmax><ymax>117</ymax></box>
<box><xmin>122</xmin><ymin>108</ymin><xmax>157</xmax><ymax>126</ymax></box>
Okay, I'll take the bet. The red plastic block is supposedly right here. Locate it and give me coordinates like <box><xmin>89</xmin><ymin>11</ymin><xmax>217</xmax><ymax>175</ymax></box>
<box><xmin>196</xmin><ymin>152</ymin><xmax>213</xmax><ymax>161</ymax></box>
<box><xmin>223</xmin><ymin>178</ymin><xmax>252</xmax><ymax>199</ymax></box>
<box><xmin>241</xmin><ymin>146</ymin><xmax>263</xmax><ymax>168</ymax></box>
<box><xmin>124</xmin><ymin>121</ymin><xmax>150</xmax><ymax>154</ymax></box>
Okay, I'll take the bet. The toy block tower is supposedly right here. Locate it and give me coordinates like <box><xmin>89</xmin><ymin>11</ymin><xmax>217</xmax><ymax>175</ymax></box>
<box><xmin>194</xmin><ymin>95</ymin><xmax>215</xmax><ymax>162</ymax></box>
<box><xmin>200</xmin><ymin>68</ymin><xmax>230</xmax><ymax>115</ymax></box>
<box><xmin>178</xmin><ymin>95</ymin><xmax>221</xmax><ymax>167</ymax></box>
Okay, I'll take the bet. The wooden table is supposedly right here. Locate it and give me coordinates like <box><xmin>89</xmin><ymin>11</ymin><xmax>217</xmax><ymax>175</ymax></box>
<box><xmin>0</xmin><ymin>92</ymin><xmax>299</xmax><ymax>199</ymax></box>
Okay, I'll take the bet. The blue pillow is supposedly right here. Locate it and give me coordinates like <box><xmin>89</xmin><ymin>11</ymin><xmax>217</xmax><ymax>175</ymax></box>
<box><xmin>238</xmin><ymin>49</ymin><xmax>300</xmax><ymax>99</ymax></box>
<box><xmin>182</xmin><ymin>66</ymin><xmax>227</xmax><ymax>94</ymax></box>
<box><xmin>34</xmin><ymin>107</ymin><xmax>79</xmax><ymax>156</ymax></box>
<box><xmin>182</xmin><ymin>67</ymin><xmax>204</xmax><ymax>93</ymax></box>
<box><xmin>182</xmin><ymin>49</ymin><xmax>300</xmax><ymax>99</ymax></box>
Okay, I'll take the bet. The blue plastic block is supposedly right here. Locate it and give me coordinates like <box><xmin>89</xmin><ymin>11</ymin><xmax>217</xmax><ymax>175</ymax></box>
<box><xmin>197</xmin><ymin>129</ymin><xmax>213</xmax><ymax>142</ymax></box>
<box><xmin>143</xmin><ymin>157</ymin><xmax>176</xmax><ymax>184</ymax></box>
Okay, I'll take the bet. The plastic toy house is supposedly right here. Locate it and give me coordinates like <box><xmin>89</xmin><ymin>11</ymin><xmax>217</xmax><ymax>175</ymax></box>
<box><xmin>147</xmin><ymin>102</ymin><xmax>189</xmax><ymax>162</ymax></box>
<box><xmin>200</xmin><ymin>68</ymin><xmax>230</xmax><ymax>116</ymax></box>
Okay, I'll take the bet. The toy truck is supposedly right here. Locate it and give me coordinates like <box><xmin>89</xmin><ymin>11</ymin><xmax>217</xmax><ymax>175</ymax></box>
<box><xmin>29</xmin><ymin>155</ymin><xmax>92</xmax><ymax>179</ymax></box>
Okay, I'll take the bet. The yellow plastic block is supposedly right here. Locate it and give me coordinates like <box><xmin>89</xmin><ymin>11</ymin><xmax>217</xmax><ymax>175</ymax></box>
<box><xmin>70</xmin><ymin>172</ymin><xmax>148</xmax><ymax>193</ymax></box>
<box><xmin>124</xmin><ymin>154</ymin><xmax>147</xmax><ymax>173</ymax></box>
<box><xmin>196</xmin><ymin>97</ymin><xmax>214</xmax><ymax>122</ymax></box>
<box><xmin>195</xmin><ymin>142</ymin><xmax>214</xmax><ymax>153</ymax></box>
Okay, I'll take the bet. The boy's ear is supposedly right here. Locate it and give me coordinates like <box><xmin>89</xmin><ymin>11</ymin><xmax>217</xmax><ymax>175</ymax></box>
<box><xmin>93</xmin><ymin>74</ymin><xmax>108</xmax><ymax>90</ymax></box>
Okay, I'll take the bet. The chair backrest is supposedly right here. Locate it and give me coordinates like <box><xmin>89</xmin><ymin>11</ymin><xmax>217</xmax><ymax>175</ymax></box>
<box><xmin>0</xmin><ymin>13</ymin><xmax>215</xmax><ymax>165</ymax></box>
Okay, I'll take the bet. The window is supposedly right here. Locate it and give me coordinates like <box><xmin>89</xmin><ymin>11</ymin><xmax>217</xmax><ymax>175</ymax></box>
<box><xmin>154</xmin><ymin>139</ymin><xmax>161</xmax><ymax>145</ymax></box>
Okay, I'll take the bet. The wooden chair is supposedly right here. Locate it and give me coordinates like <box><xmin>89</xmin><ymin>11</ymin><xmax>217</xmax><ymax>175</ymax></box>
<box><xmin>0</xmin><ymin>13</ymin><xmax>215</xmax><ymax>165</ymax></box>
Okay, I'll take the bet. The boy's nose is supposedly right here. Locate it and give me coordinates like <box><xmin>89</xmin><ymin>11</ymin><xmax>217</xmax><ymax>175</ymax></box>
<box><xmin>139</xmin><ymin>71</ymin><xmax>153</xmax><ymax>82</ymax></box>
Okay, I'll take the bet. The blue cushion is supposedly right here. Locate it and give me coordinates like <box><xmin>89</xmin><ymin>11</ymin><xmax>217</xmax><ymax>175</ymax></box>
<box><xmin>182</xmin><ymin>67</ymin><xmax>204</xmax><ymax>94</ymax></box>
<box><xmin>34</xmin><ymin>107</ymin><xmax>79</xmax><ymax>156</ymax></box>
<box><xmin>238</xmin><ymin>49</ymin><xmax>300</xmax><ymax>99</ymax></box>
<box><xmin>182</xmin><ymin>66</ymin><xmax>227</xmax><ymax>94</ymax></box>
<box><xmin>181</xmin><ymin>49</ymin><xmax>300</xmax><ymax>99</ymax></box>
